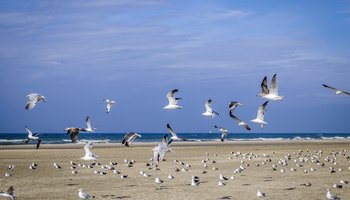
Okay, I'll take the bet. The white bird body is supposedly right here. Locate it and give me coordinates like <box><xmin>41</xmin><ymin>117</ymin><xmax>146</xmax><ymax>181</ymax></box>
<box><xmin>251</xmin><ymin>101</ymin><xmax>269</xmax><ymax>128</ymax></box>
<box><xmin>78</xmin><ymin>188</ymin><xmax>95</xmax><ymax>199</ymax></box>
<box><xmin>163</xmin><ymin>89</ymin><xmax>182</xmax><ymax>110</ymax></box>
<box><xmin>153</xmin><ymin>135</ymin><xmax>173</xmax><ymax>164</ymax></box>
<box><xmin>104</xmin><ymin>99</ymin><xmax>116</xmax><ymax>113</ymax></box>
<box><xmin>81</xmin><ymin>117</ymin><xmax>96</xmax><ymax>132</ymax></box>
<box><xmin>81</xmin><ymin>142</ymin><xmax>98</xmax><ymax>161</ymax></box>
<box><xmin>0</xmin><ymin>186</ymin><xmax>15</xmax><ymax>200</ymax></box>
<box><xmin>25</xmin><ymin>93</ymin><xmax>46</xmax><ymax>110</ymax></box>
<box><xmin>323</xmin><ymin>84</ymin><xmax>350</xmax><ymax>96</ymax></box>
<box><xmin>326</xmin><ymin>189</ymin><xmax>340</xmax><ymax>200</ymax></box>
<box><xmin>259</xmin><ymin>74</ymin><xmax>283</xmax><ymax>101</ymax></box>
<box><xmin>155</xmin><ymin>177</ymin><xmax>164</xmax><ymax>185</ymax></box>
<box><xmin>24</xmin><ymin>126</ymin><xmax>42</xmax><ymax>149</ymax></box>
<box><xmin>166</xmin><ymin>124</ymin><xmax>184</xmax><ymax>141</ymax></box>
<box><xmin>202</xmin><ymin>99</ymin><xmax>219</xmax><ymax>118</ymax></box>
<box><xmin>257</xmin><ymin>189</ymin><xmax>266</xmax><ymax>197</ymax></box>
<box><xmin>122</xmin><ymin>132</ymin><xmax>141</xmax><ymax>147</ymax></box>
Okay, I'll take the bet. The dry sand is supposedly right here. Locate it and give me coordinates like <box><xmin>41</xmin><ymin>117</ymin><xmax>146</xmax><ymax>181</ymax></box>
<box><xmin>1</xmin><ymin>140</ymin><xmax>350</xmax><ymax>200</ymax></box>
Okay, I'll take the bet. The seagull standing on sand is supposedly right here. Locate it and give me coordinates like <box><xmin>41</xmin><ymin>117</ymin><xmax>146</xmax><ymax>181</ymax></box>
<box><xmin>326</xmin><ymin>189</ymin><xmax>340</xmax><ymax>200</ymax></box>
<box><xmin>259</xmin><ymin>74</ymin><xmax>283</xmax><ymax>101</ymax></box>
<box><xmin>25</xmin><ymin>93</ymin><xmax>46</xmax><ymax>110</ymax></box>
<box><xmin>81</xmin><ymin>117</ymin><xmax>96</xmax><ymax>132</ymax></box>
<box><xmin>202</xmin><ymin>99</ymin><xmax>219</xmax><ymax>118</ymax></box>
<box><xmin>81</xmin><ymin>142</ymin><xmax>98</xmax><ymax>161</ymax></box>
<box><xmin>167</xmin><ymin>124</ymin><xmax>185</xmax><ymax>141</ymax></box>
<box><xmin>163</xmin><ymin>89</ymin><xmax>182</xmax><ymax>109</ymax></box>
<box><xmin>214</xmin><ymin>126</ymin><xmax>229</xmax><ymax>142</ymax></box>
<box><xmin>251</xmin><ymin>101</ymin><xmax>269</xmax><ymax>128</ymax></box>
<box><xmin>0</xmin><ymin>186</ymin><xmax>15</xmax><ymax>200</ymax></box>
<box><xmin>122</xmin><ymin>132</ymin><xmax>141</xmax><ymax>147</ymax></box>
<box><xmin>78</xmin><ymin>188</ymin><xmax>95</xmax><ymax>199</ymax></box>
<box><xmin>153</xmin><ymin>135</ymin><xmax>173</xmax><ymax>164</ymax></box>
<box><xmin>322</xmin><ymin>84</ymin><xmax>350</xmax><ymax>96</ymax></box>
<box><xmin>257</xmin><ymin>189</ymin><xmax>266</xmax><ymax>197</ymax></box>
<box><xmin>24</xmin><ymin>126</ymin><xmax>42</xmax><ymax>149</ymax></box>
<box><xmin>104</xmin><ymin>99</ymin><xmax>116</xmax><ymax>113</ymax></box>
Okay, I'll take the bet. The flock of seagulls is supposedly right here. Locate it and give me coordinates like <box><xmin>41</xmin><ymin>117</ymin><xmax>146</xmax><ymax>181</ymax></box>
<box><xmin>3</xmin><ymin>74</ymin><xmax>347</xmax><ymax>199</ymax></box>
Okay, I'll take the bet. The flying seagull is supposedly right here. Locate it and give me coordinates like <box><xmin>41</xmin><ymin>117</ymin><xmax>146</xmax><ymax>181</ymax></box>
<box><xmin>25</xmin><ymin>93</ymin><xmax>46</xmax><ymax>110</ymax></box>
<box><xmin>81</xmin><ymin>142</ymin><xmax>98</xmax><ymax>161</ymax></box>
<box><xmin>259</xmin><ymin>74</ymin><xmax>283</xmax><ymax>101</ymax></box>
<box><xmin>214</xmin><ymin>126</ymin><xmax>229</xmax><ymax>142</ymax></box>
<box><xmin>251</xmin><ymin>101</ymin><xmax>269</xmax><ymax>128</ymax></box>
<box><xmin>24</xmin><ymin>126</ymin><xmax>42</xmax><ymax>149</ymax></box>
<box><xmin>81</xmin><ymin>116</ymin><xmax>96</xmax><ymax>132</ymax></box>
<box><xmin>229</xmin><ymin>111</ymin><xmax>251</xmax><ymax>131</ymax></box>
<box><xmin>163</xmin><ymin>89</ymin><xmax>182</xmax><ymax>110</ymax></box>
<box><xmin>167</xmin><ymin>123</ymin><xmax>185</xmax><ymax>141</ymax></box>
<box><xmin>202</xmin><ymin>99</ymin><xmax>219</xmax><ymax>118</ymax></box>
<box><xmin>322</xmin><ymin>84</ymin><xmax>350</xmax><ymax>96</ymax></box>
<box><xmin>0</xmin><ymin>186</ymin><xmax>15</xmax><ymax>200</ymax></box>
<box><xmin>104</xmin><ymin>99</ymin><xmax>116</xmax><ymax>113</ymax></box>
<box><xmin>229</xmin><ymin>101</ymin><xmax>242</xmax><ymax>112</ymax></box>
<box><xmin>153</xmin><ymin>134</ymin><xmax>173</xmax><ymax>164</ymax></box>
<box><xmin>78</xmin><ymin>188</ymin><xmax>95</xmax><ymax>199</ymax></box>
<box><xmin>122</xmin><ymin>132</ymin><xmax>141</xmax><ymax>147</ymax></box>
<box><xmin>65</xmin><ymin>127</ymin><xmax>83</xmax><ymax>143</ymax></box>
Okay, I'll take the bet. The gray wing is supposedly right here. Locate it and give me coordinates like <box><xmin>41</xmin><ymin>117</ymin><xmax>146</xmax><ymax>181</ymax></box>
<box><xmin>257</xmin><ymin>101</ymin><xmax>269</xmax><ymax>120</ymax></box>
<box><xmin>70</xmin><ymin>129</ymin><xmax>80</xmax><ymax>142</ymax></box>
<box><xmin>7</xmin><ymin>186</ymin><xmax>14</xmax><ymax>195</ymax></box>
<box><xmin>322</xmin><ymin>84</ymin><xmax>338</xmax><ymax>91</ymax></box>
<box><xmin>260</xmin><ymin>76</ymin><xmax>269</xmax><ymax>95</ymax></box>
<box><xmin>269</xmin><ymin>74</ymin><xmax>278</xmax><ymax>95</ymax></box>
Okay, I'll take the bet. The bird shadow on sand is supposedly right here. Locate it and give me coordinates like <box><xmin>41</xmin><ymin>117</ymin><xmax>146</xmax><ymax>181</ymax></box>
<box><xmin>101</xmin><ymin>195</ymin><xmax>131</xmax><ymax>199</ymax></box>
<box><xmin>66</xmin><ymin>183</ymin><xmax>79</xmax><ymax>186</ymax></box>
<box><xmin>242</xmin><ymin>184</ymin><xmax>251</xmax><ymax>186</ymax></box>
<box><xmin>155</xmin><ymin>187</ymin><xmax>171</xmax><ymax>190</ymax></box>
<box><xmin>263</xmin><ymin>179</ymin><xmax>274</xmax><ymax>182</ymax></box>
<box><xmin>219</xmin><ymin>196</ymin><xmax>232</xmax><ymax>199</ymax></box>
<box><xmin>284</xmin><ymin>187</ymin><xmax>296</xmax><ymax>191</ymax></box>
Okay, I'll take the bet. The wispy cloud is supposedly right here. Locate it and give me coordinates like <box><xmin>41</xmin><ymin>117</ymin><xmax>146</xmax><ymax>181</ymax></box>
<box><xmin>208</xmin><ymin>9</ymin><xmax>254</xmax><ymax>20</ymax></box>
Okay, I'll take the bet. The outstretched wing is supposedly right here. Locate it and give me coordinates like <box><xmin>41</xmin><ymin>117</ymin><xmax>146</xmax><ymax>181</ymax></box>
<box><xmin>7</xmin><ymin>186</ymin><xmax>14</xmax><ymax>195</ymax></box>
<box><xmin>260</xmin><ymin>76</ymin><xmax>269</xmax><ymax>95</ymax></box>
<box><xmin>167</xmin><ymin>89</ymin><xmax>179</xmax><ymax>105</ymax></box>
<box><xmin>84</xmin><ymin>142</ymin><xmax>95</xmax><ymax>157</ymax></box>
<box><xmin>257</xmin><ymin>101</ymin><xmax>269</xmax><ymax>121</ymax></box>
<box><xmin>204</xmin><ymin>99</ymin><xmax>213</xmax><ymax>113</ymax></box>
<box><xmin>229</xmin><ymin>112</ymin><xmax>251</xmax><ymax>130</ymax></box>
<box><xmin>269</xmin><ymin>74</ymin><xmax>278</xmax><ymax>95</ymax></box>
<box><xmin>85</xmin><ymin>116</ymin><xmax>92</xmax><ymax>130</ymax></box>
<box><xmin>322</xmin><ymin>84</ymin><xmax>338</xmax><ymax>91</ymax></box>
<box><xmin>36</xmin><ymin>139</ymin><xmax>42</xmax><ymax>149</ymax></box>
<box><xmin>166</xmin><ymin>124</ymin><xmax>178</xmax><ymax>138</ymax></box>
<box><xmin>25</xmin><ymin>126</ymin><xmax>33</xmax><ymax>137</ymax></box>
<box><xmin>70</xmin><ymin>129</ymin><xmax>80</xmax><ymax>142</ymax></box>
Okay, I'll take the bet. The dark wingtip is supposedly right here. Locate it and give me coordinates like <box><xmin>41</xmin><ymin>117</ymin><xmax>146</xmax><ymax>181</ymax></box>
<box><xmin>166</xmin><ymin>123</ymin><xmax>170</xmax><ymax>128</ymax></box>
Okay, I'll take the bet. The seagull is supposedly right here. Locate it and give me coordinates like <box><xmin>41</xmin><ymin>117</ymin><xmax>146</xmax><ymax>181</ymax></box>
<box><xmin>163</xmin><ymin>89</ymin><xmax>182</xmax><ymax>110</ymax></box>
<box><xmin>64</xmin><ymin>127</ymin><xmax>83</xmax><ymax>143</ymax></box>
<box><xmin>191</xmin><ymin>176</ymin><xmax>200</xmax><ymax>186</ymax></box>
<box><xmin>122</xmin><ymin>132</ymin><xmax>141</xmax><ymax>147</ymax></box>
<box><xmin>81</xmin><ymin>116</ymin><xmax>96</xmax><ymax>132</ymax></box>
<box><xmin>155</xmin><ymin>177</ymin><xmax>164</xmax><ymax>185</ymax></box>
<box><xmin>326</xmin><ymin>189</ymin><xmax>340</xmax><ymax>200</ymax></box>
<box><xmin>0</xmin><ymin>186</ymin><xmax>15</xmax><ymax>200</ymax></box>
<box><xmin>104</xmin><ymin>99</ymin><xmax>116</xmax><ymax>113</ymax></box>
<box><xmin>257</xmin><ymin>189</ymin><xmax>266</xmax><ymax>197</ymax></box>
<box><xmin>229</xmin><ymin>111</ymin><xmax>251</xmax><ymax>131</ymax></box>
<box><xmin>25</xmin><ymin>93</ymin><xmax>46</xmax><ymax>110</ymax></box>
<box><xmin>78</xmin><ymin>188</ymin><xmax>95</xmax><ymax>199</ymax></box>
<box><xmin>259</xmin><ymin>74</ymin><xmax>283</xmax><ymax>101</ymax></box>
<box><xmin>214</xmin><ymin>126</ymin><xmax>229</xmax><ymax>142</ymax></box>
<box><xmin>202</xmin><ymin>99</ymin><xmax>219</xmax><ymax>118</ymax></box>
<box><xmin>229</xmin><ymin>101</ymin><xmax>242</xmax><ymax>112</ymax></box>
<box><xmin>322</xmin><ymin>84</ymin><xmax>350</xmax><ymax>96</ymax></box>
<box><xmin>251</xmin><ymin>101</ymin><xmax>269</xmax><ymax>128</ymax></box>
<box><xmin>81</xmin><ymin>142</ymin><xmax>98</xmax><ymax>161</ymax></box>
<box><xmin>219</xmin><ymin>174</ymin><xmax>228</xmax><ymax>181</ymax></box>
<box><xmin>167</xmin><ymin>123</ymin><xmax>185</xmax><ymax>141</ymax></box>
<box><xmin>153</xmin><ymin>134</ymin><xmax>173</xmax><ymax>164</ymax></box>
<box><xmin>24</xmin><ymin>126</ymin><xmax>42</xmax><ymax>149</ymax></box>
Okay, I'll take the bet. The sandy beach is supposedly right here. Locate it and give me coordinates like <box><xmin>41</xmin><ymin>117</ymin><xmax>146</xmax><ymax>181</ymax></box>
<box><xmin>1</xmin><ymin>140</ymin><xmax>349</xmax><ymax>200</ymax></box>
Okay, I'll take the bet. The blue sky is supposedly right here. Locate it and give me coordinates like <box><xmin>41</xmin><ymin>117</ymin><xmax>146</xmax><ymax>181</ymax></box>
<box><xmin>0</xmin><ymin>0</ymin><xmax>350</xmax><ymax>133</ymax></box>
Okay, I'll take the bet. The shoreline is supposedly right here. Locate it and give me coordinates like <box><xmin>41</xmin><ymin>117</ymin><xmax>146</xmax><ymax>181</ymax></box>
<box><xmin>1</xmin><ymin>139</ymin><xmax>350</xmax><ymax>149</ymax></box>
